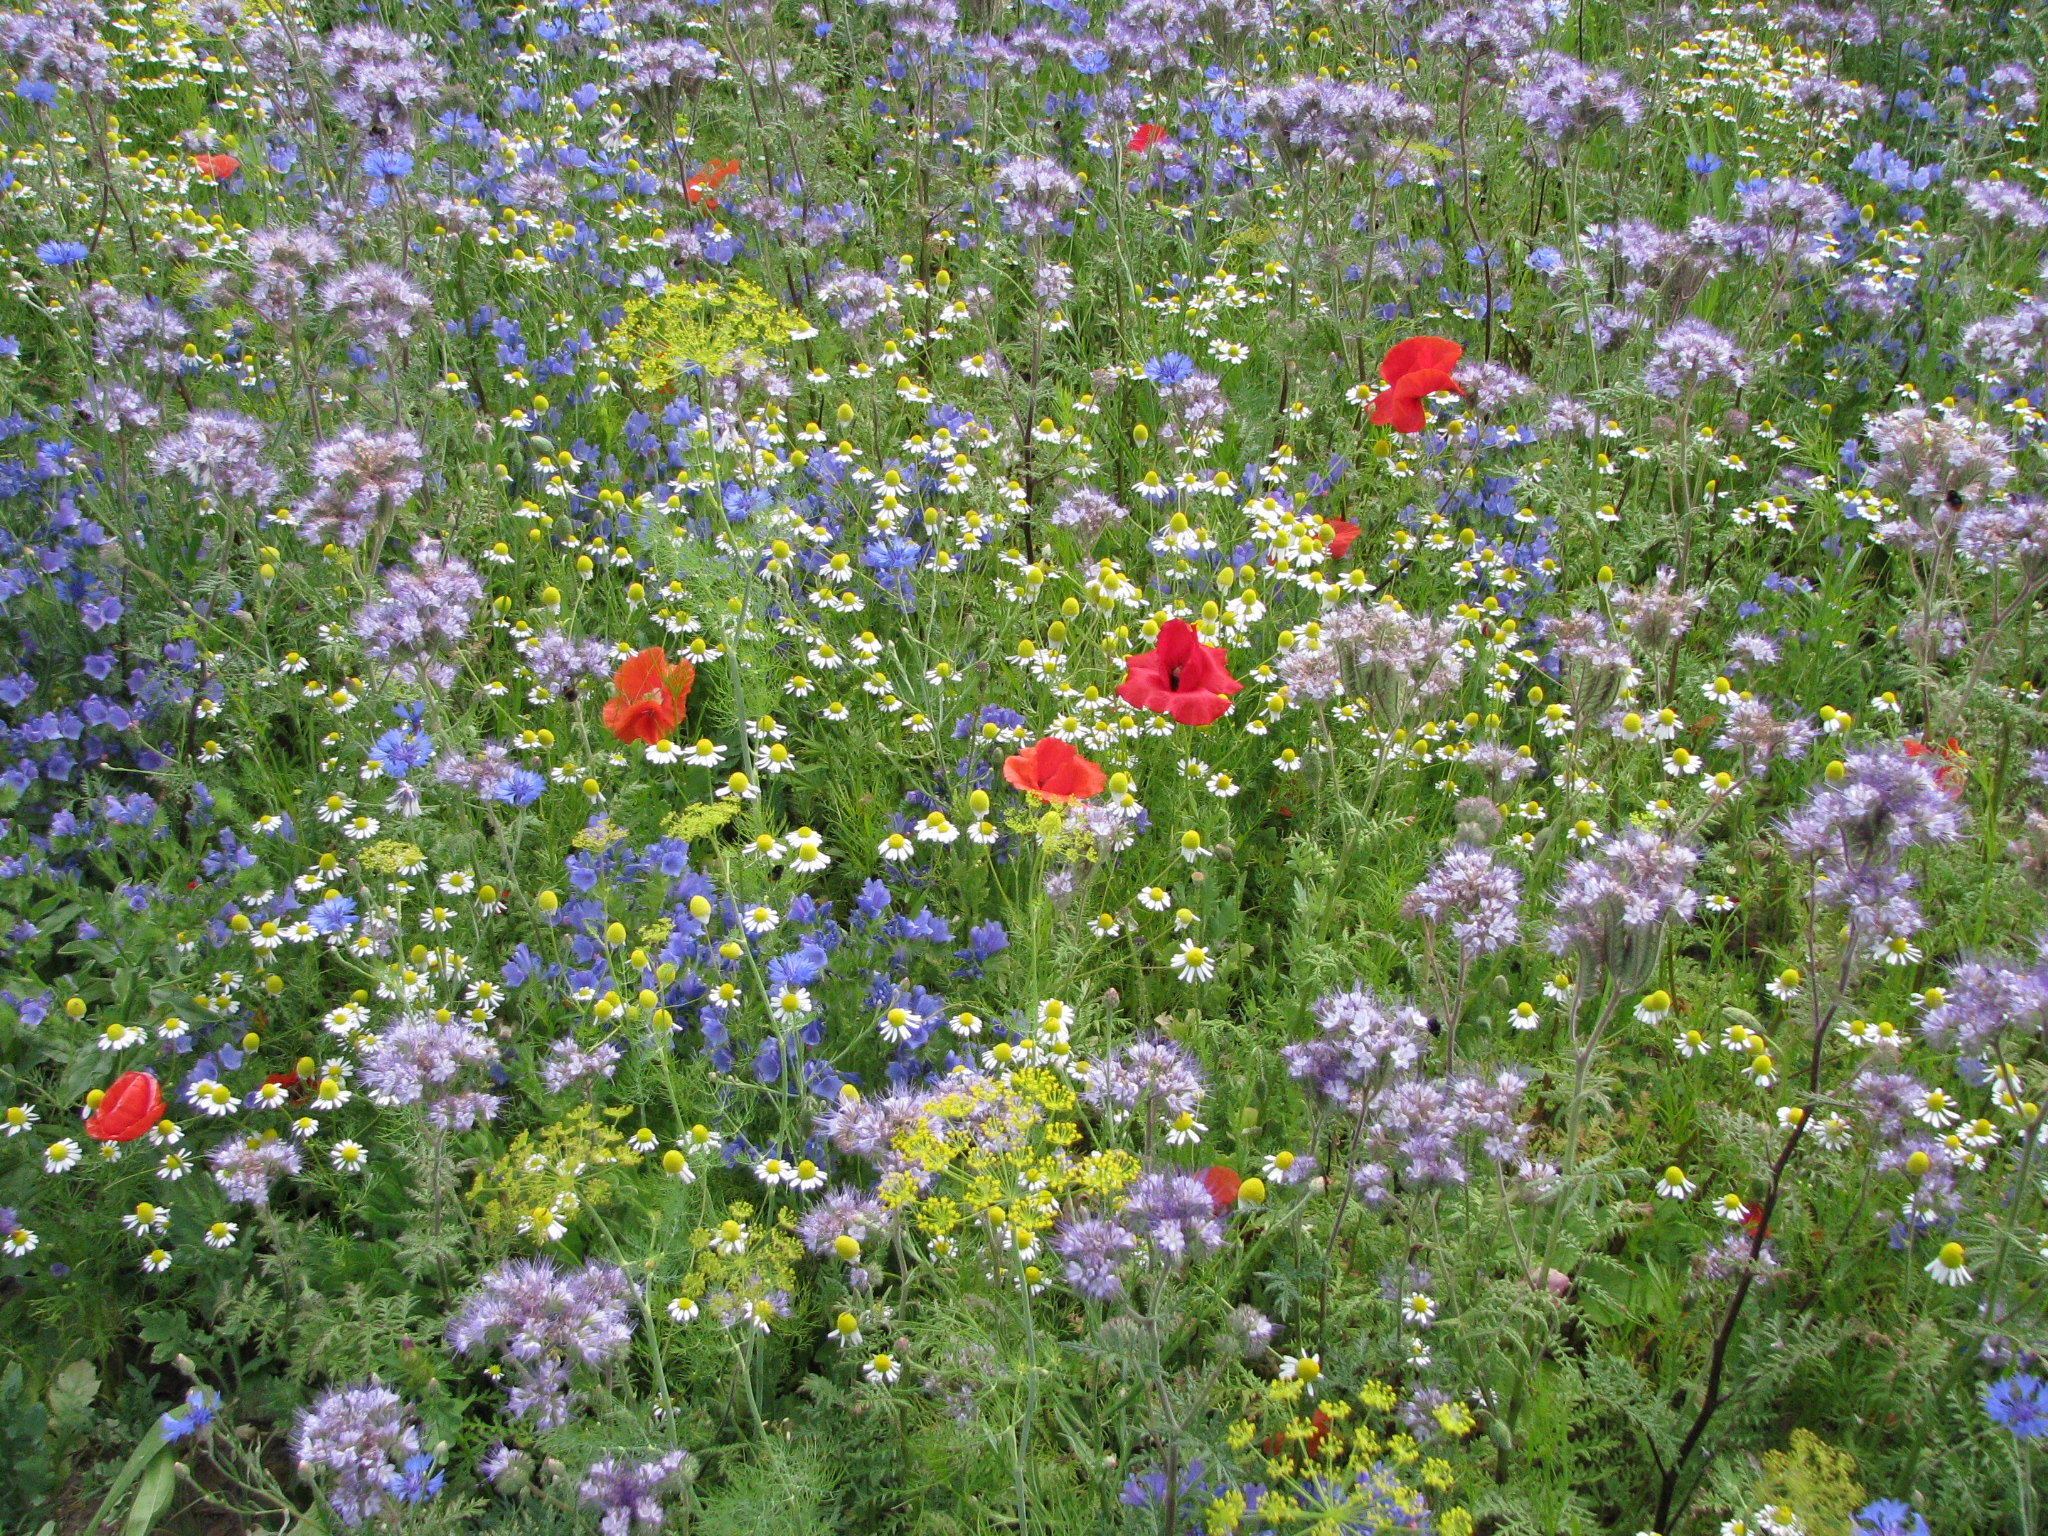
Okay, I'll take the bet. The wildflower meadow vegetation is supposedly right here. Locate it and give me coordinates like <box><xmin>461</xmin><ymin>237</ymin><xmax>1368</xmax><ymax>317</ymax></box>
<box><xmin>3</xmin><ymin>0</ymin><xmax>2048</xmax><ymax>1531</ymax></box>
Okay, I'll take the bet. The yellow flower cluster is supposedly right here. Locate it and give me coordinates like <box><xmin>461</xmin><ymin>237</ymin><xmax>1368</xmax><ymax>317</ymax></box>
<box><xmin>470</xmin><ymin>1105</ymin><xmax>642</xmax><ymax>1248</ymax></box>
<box><xmin>611</xmin><ymin>277</ymin><xmax>807</xmax><ymax>388</ymax></box>
<box><xmin>358</xmin><ymin>840</ymin><xmax>428</xmax><ymax>876</ymax></box>
<box><xmin>878</xmin><ymin>1066</ymin><xmax>1137</xmax><ymax>1274</ymax></box>
<box><xmin>668</xmin><ymin>1200</ymin><xmax>802</xmax><ymax>1327</ymax></box>
<box><xmin>661</xmin><ymin>800</ymin><xmax>744</xmax><ymax>841</ymax></box>
<box><xmin>1210</xmin><ymin>1381</ymin><xmax>1473</xmax><ymax>1536</ymax></box>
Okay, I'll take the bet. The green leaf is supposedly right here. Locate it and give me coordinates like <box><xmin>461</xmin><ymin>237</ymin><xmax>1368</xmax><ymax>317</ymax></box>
<box><xmin>122</xmin><ymin>1452</ymin><xmax>176</xmax><ymax>1536</ymax></box>
<box><xmin>45</xmin><ymin>1360</ymin><xmax>98</xmax><ymax>1432</ymax></box>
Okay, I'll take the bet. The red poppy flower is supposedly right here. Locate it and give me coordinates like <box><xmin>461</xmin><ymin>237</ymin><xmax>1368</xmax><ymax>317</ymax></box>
<box><xmin>601</xmin><ymin>646</ymin><xmax>695</xmax><ymax>746</ymax></box>
<box><xmin>1116</xmin><ymin>618</ymin><xmax>1242</xmax><ymax>727</ymax></box>
<box><xmin>192</xmin><ymin>154</ymin><xmax>239</xmax><ymax>183</ymax></box>
<box><xmin>1369</xmin><ymin>335</ymin><xmax>1465</xmax><ymax>434</ymax></box>
<box><xmin>1002</xmin><ymin>737</ymin><xmax>1107</xmax><ymax>805</ymax></box>
<box><xmin>1741</xmin><ymin>1201</ymin><xmax>1769</xmax><ymax>1241</ymax></box>
<box><xmin>685</xmin><ymin>158</ymin><xmax>741</xmax><ymax>208</ymax></box>
<box><xmin>1199</xmin><ymin>1164</ymin><xmax>1242</xmax><ymax>1214</ymax></box>
<box><xmin>86</xmin><ymin>1070</ymin><xmax>164</xmax><ymax>1143</ymax></box>
<box><xmin>1903</xmin><ymin>736</ymin><xmax>1967</xmax><ymax>797</ymax></box>
<box><xmin>1128</xmin><ymin>122</ymin><xmax>1167</xmax><ymax>154</ymax></box>
<box><xmin>1321</xmin><ymin>515</ymin><xmax>1359</xmax><ymax>559</ymax></box>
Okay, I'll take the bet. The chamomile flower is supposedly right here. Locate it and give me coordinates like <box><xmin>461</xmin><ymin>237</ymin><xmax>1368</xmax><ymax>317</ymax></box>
<box><xmin>1655</xmin><ymin>1165</ymin><xmax>1697</xmax><ymax>1200</ymax></box>
<box><xmin>141</xmin><ymin>1247</ymin><xmax>173</xmax><ymax>1274</ymax></box>
<box><xmin>1165</xmin><ymin>1112</ymin><xmax>1205</xmax><ymax>1146</ymax></box>
<box><xmin>831</xmin><ymin>1312</ymin><xmax>863</xmax><ymax>1349</ymax></box>
<box><xmin>43</xmin><ymin>1139</ymin><xmax>80</xmax><ymax>1173</ymax></box>
<box><xmin>1881</xmin><ymin>935</ymin><xmax>1922</xmax><ymax>966</ymax></box>
<box><xmin>877</xmin><ymin>831</ymin><xmax>915</xmax><ymax>863</ymax></box>
<box><xmin>1401</xmin><ymin>1293</ymin><xmax>1437</xmax><ymax>1328</ymax></box>
<box><xmin>1925</xmin><ymin>1241</ymin><xmax>1972</xmax><ymax>1286</ymax></box>
<box><xmin>1913</xmin><ymin>1089</ymin><xmax>1960</xmax><ymax>1129</ymax></box>
<box><xmin>914</xmin><ymin>811</ymin><xmax>959</xmax><ymax>844</ymax></box>
<box><xmin>863</xmin><ymin>1352</ymin><xmax>902</xmax><ymax>1385</ymax></box>
<box><xmin>1764</xmin><ymin>968</ymin><xmax>1802</xmax><ymax>1001</ymax></box>
<box><xmin>1277</xmin><ymin>1354</ymin><xmax>1322</xmax><ymax>1394</ymax></box>
<box><xmin>1136</xmin><ymin>886</ymin><xmax>1173</xmax><ymax>912</ymax></box>
<box><xmin>329</xmin><ymin>1141</ymin><xmax>369</xmax><ymax>1173</ymax></box>
<box><xmin>3</xmin><ymin>1225</ymin><xmax>40</xmax><ymax>1257</ymax></box>
<box><xmin>203</xmin><ymin>1221</ymin><xmax>239</xmax><ymax>1249</ymax></box>
<box><xmin>1170</xmin><ymin>942</ymin><xmax>1215</xmax><ymax>983</ymax></box>
<box><xmin>1715</xmin><ymin>1192</ymin><xmax>1749</xmax><ymax>1223</ymax></box>
<box><xmin>1634</xmin><ymin>990</ymin><xmax>1672</xmax><ymax>1025</ymax></box>
<box><xmin>1810</xmin><ymin>1112</ymin><xmax>1854</xmax><ymax>1151</ymax></box>
<box><xmin>121</xmin><ymin>1201</ymin><xmax>171</xmax><ymax>1235</ymax></box>
<box><xmin>667</xmin><ymin>1296</ymin><xmax>700</xmax><ymax>1324</ymax></box>
<box><xmin>3</xmin><ymin>1105</ymin><xmax>38</xmax><ymax>1136</ymax></box>
<box><xmin>1510</xmin><ymin>1001</ymin><xmax>1540</xmax><ymax>1031</ymax></box>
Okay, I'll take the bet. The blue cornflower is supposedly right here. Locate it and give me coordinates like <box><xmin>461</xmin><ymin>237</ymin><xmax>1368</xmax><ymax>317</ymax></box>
<box><xmin>1684</xmin><ymin>152</ymin><xmax>1723</xmax><ymax>175</ymax></box>
<box><xmin>1142</xmin><ymin>352</ymin><xmax>1197</xmax><ymax>389</ymax></box>
<box><xmin>1850</xmin><ymin>1500</ymin><xmax>1929</xmax><ymax>1536</ymax></box>
<box><xmin>160</xmin><ymin>1387</ymin><xmax>219</xmax><ymax>1443</ymax></box>
<box><xmin>367</xmin><ymin>728</ymin><xmax>434</xmax><ymax>779</ymax></box>
<box><xmin>307</xmin><ymin>895</ymin><xmax>358</xmax><ymax>935</ymax></box>
<box><xmin>362</xmin><ymin>149</ymin><xmax>414</xmax><ymax>178</ymax></box>
<box><xmin>1526</xmin><ymin>246</ymin><xmax>1564</xmax><ymax>273</ymax></box>
<box><xmin>14</xmin><ymin>79</ymin><xmax>55</xmax><ymax>105</ymax></box>
<box><xmin>1985</xmin><ymin>1373</ymin><xmax>2048</xmax><ymax>1438</ymax></box>
<box><xmin>484</xmin><ymin>768</ymin><xmax>546</xmax><ymax>807</ymax></box>
<box><xmin>36</xmin><ymin>240</ymin><xmax>89</xmax><ymax>268</ymax></box>
<box><xmin>387</xmin><ymin>1453</ymin><xmax>445</xmax><ymax>1505</ymax></box>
